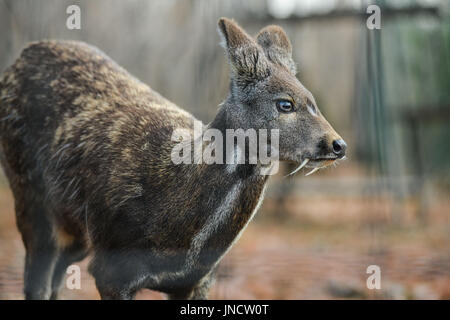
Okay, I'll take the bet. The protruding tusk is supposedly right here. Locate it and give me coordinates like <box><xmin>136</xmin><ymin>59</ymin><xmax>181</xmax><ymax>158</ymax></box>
<box><xmin>285</xmin><ymin>158</ymin><xmax>309</xmax><ymax>177</ymax></box>
<box><xmin>305</xmin><ymin>167</ymin><xmax>320</xmax><ymax>176</ymax></box>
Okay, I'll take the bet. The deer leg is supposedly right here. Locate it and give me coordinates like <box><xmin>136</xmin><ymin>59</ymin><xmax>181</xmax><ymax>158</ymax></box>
<box><xmin>49</xmin><ymin>241</ymin><xmax>88</xmax><ymax>300</ymax></box>
<box><xmin>23</xmin><ymin>243</ymin><xmax>58</xmax><ymax>299</ymax></box>
<box><xmin>167</xmin><ymin>270</ymin><xmax>216</xmax><ymax>300</ymax></box>
<box><xmin>94</xmin><ymin>274</ymin><xmax>140</xmax><ymax>300</ymax></box>
<box><xmin>96</xmin><ymin>283</ymin><xmax>138</xmax><ymax>300</ymax></box>
<box><xmin>19</xmin><ymin>209</ymin><xmax>58</xmax><ymax>300</ymax></box>
<box><xmin>90</xmin><ymin>252</ymin><xmax>146</xmax><ymax>300</ymax></box>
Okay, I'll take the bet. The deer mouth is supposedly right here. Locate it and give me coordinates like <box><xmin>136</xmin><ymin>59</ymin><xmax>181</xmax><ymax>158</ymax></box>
<box><xmin>309</xmin><ymin>156</ymin><xmax>338</xmax><ymax>162</ymax></box>
<box><xmin>286</xmin><ymin>155</ymin><xmax>343</xmax><ymax>177</ymax></box>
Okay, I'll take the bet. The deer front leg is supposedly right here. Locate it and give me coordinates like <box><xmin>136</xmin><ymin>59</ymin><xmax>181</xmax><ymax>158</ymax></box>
<box><xmin>167</xmin><ymin>269</ymin><xmax>216</xmax><ymax>300</ymax></box>
<box><xmin>89</xmin><ymin>252</ymin><xmax>147</xmax><ymax>300</ymax></box>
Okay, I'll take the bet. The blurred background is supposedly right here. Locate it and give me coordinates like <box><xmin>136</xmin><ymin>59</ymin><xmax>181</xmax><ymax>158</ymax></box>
<box><xmin>0</xmin><ymin>0</ymin><xmax>449</xmax><ymax>299</ymax></box>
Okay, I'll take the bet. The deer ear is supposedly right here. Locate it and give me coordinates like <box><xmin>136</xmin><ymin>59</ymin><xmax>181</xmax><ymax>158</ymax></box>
<box><xmin>256</xmin><ymin>25</ymin><xmax>296</xmax><ymax>75</ymax></box>
<box><xmin>218</xmin><ymin>17</ymin><xmax>270</xmax><ymax>81</ymax></box>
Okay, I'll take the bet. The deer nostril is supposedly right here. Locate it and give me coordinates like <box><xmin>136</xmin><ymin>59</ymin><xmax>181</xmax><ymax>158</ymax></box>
<box><xmin>332</xmin><ymin>139</ymin><xmax>347</xmax><ymax>157</ymax></box>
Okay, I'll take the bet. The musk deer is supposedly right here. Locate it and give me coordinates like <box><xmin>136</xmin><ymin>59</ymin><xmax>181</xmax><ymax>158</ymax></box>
<box><xmin>0</xmin><ymin>18</ymin><xmax>346</xmax><ymax>300</ymax></box>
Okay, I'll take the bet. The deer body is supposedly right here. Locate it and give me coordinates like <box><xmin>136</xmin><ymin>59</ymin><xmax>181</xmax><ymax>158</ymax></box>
<box><xmin>0</xmin><ymin>18</ymin><xmax>345</xmax><ymax>299</ymax></box>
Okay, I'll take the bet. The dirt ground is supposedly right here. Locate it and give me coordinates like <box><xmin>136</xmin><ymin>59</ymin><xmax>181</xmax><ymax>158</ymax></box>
<box><xmin>0</xmin><ymin>181</ymin><xmax>449</xmax><ymax>300</ymax></box>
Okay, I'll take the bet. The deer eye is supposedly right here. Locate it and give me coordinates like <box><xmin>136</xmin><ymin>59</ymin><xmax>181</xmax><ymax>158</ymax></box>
<box><xmin>276</xmin><ymin>100</ymin><xmax>294</xmax><ymax>113</ymax></box>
